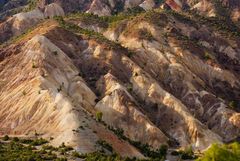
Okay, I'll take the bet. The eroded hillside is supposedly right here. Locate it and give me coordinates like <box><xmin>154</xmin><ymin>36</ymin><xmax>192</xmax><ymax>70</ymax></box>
<box><xmin>0</xmin><ymin>0</ymin><xmax>240</xmax><ymax>161</ymax></box>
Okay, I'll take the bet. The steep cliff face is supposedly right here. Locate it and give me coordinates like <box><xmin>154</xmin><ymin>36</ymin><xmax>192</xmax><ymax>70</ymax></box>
<box><xmin>0</xmin><ymin>0</ymin><xmax>240</xmax><ymax>160</ymax></box>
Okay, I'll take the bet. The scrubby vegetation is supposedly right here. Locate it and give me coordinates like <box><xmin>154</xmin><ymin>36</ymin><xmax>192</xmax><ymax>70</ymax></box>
<box><xmin>0</xmin><ymin>135</ymin><xmax>168</xmax><ymax>161</ymax></box>
<box><xmin>95</xmin><ymin>111</ymin><xmax>103</xmax><ymax>122</ymax></box>
<box><xmin>55</xmin><ymin>16</ymin><xmax>124</xmax><ymax>50</ymax></box>
<box><xmin>2</xmin><ymin>135</ymin><xmax>9</xmax><ymax>141</ymax></box>
<box><xmin>66</xmin><ymin>12</ymin><xmax>108</xmax><ymax>28</ymax></box>
<box><xmin>197</xmin><ymin>142</ymin><xmax>240</xmax><ymax>161</ymax></box>
<box><xmin>171</xmin><ymin>146</ymin><xmax>196</xmax><ymax>160</ymax></box>
<box><xmin>107</xmin><ymin>126</ymin><xmax>168</xmax><ymax>160</ymax></box>
<box><xmin>154</xmin><ymin>0</ymin><xmax>164</xmax><ymax>5</ymax></box>
<box><xmin>24</xmin><ymin>0</ymin><xmax>38</xmax><ymax>12</ymax></box>
<box><xmin>96</xmin><ymin>139</ymin><xmax>113</xmax><ymax>153</ymax></box>
<box><xmin>0</xmin><ymin>136</ymin><xmax>78</xmax><ymax>160</ymax></box>
<box><xmin>229</xmin><ymin>101</ymin><xmax>237</xmax><ymax>109</ymax></box>
<box><xmin>0</xmin><ymin>137</ymin><xmax>56</xmax><ymax>161</ymax></box>
<box><xmin>213</xmin><ymin>0</ymin><xmax>231</xmax><ymax>18</ymax></box>
<box><xmin>66</xmin><ymin>7</ymin><xmax>145</xmax><ymax>29</ymax></box>
<box><xmin>76</xmin><ymin>151</ymin><xmax>166</xmax><ymax>161</ymax></box>
<box><xmin>59</xmin><ymin>146</ymin><xmax>74</xmax><ymax>155</ymax></box>
<box><xmin>204</xmin><ymin>52</ymin><xmax>211</xmax><ymax>60</ymax></box>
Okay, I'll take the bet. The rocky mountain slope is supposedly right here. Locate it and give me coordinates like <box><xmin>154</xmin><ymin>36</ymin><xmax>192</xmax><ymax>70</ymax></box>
<box><xmin>0</xmin><ymin>0</ymin><xmax>240</xmax><ymax>160</ymax></box>
<box><xmin>165</xmin><ymin>0</ymin><xmax>240</xmax><ymax>22</ymax></box>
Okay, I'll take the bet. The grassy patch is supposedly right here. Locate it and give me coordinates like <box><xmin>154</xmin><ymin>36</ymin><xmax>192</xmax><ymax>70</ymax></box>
<box><xmin>24</xmin><ymin>0</ymin><xmax>38</xmax><ymax>12</ymax></box>
<box><xmin>197</xmin><ymin>142</ymin><xmax>240</xmax><ymax>161</ymax></box>
<box><xmin>55</xmin><ymin>16</ymin><xmax>123</xmax><ymax>50</ymax></box>
<box><xmin>0</xmin><ymin>138</ymin><xmax>56</xmax><ymax>161</ymax></box>
<box><xmin>107</xmin><ymin>126</ymin><xmax>168</xmax><ymax>159</ymax></box>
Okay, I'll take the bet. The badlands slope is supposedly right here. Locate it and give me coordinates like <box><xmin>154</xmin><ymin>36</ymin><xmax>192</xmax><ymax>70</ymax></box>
<box><xmin>0</xmin><ymin>0</ymin><xmax>240</xmax><ymax>160</ymax></box>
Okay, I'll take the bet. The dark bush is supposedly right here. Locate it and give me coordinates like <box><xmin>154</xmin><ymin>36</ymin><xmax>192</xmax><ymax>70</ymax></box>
<box><xmin>2</xmin><ymin>135</ymin><xmax>9</xmax><ymax>141</ymax></box>
<box><xmin>97</xmin><ymin>140</ymin><xmax>113</xmax><ymax>152</ymax></box>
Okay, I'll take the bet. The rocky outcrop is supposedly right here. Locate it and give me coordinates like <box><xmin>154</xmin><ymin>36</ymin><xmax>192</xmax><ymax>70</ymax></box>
<box><xmin>36</xmin><ymin>0</ymin><xmax>159</xmax><ymax>16</ymax></box>
<box><xmin>0</xmin><ymin>3</ymin><xmax>64</xmax><ymax>43</ymax></box>
<box><xmin>165</xmin><ymin>0</ymin><xmax>240</xmax><ymax>22</ymax></box>
<box><xmin>95</xmin><ymin>73</ymin><xmax>168</xmax><ymax>149</ymax></box>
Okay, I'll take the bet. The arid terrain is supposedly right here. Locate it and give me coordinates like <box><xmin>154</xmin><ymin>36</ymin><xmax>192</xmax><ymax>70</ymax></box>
<box><xmin>0</xmin><ymin>0</ymin><xmax>240</xmax><ymax>160</ymax></box>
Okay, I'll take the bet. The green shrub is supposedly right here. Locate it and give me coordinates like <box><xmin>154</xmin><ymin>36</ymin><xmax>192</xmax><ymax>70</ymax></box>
<box><xmin>56</xmin><ymin>157</ymin><xmax>67</xmax><ymax>161</ymax></box>
<box><xmin>197</xmin><ymin>142</ymin><xmax>240</xmax><ymax>161</ymax></box>
<box><xmin>229</xmin><ymin>101</ymin><xmax>237</xmax><ymax>109</ymax></box>
<box><xmin>0</xmin><ymin>138</ymin><xmax>70</xmax><ymax>160</ymax></box>
<box><xmin>60</xmin><ymin>142</ymin><xmax>66</xmax><ymax>148</ymax></box>
<box><xmin>154</xmin><ymin>0</ymin><xmax>164</xmax><ymax>5</ymax></box>
<box><xmin>72</xmin><ymin>151</ymin><xmax>81</xmax><ymax>158</ymax></box>
<box><xmin>20</xmin><ymin>139</ymin><xmax>34</xmax><ymax>144</ymax></box>
<box><xmin>96</xmin><ymin>140</ymin><xmax>113</xmax><ymax>152</ymax></box>
<box><xmin>52</xmin><ymin>51</ymin><xmax>58</xmax><ymax>55</ymax></box>
<box><xmin>64</xmin><ymin>146</ymin><xmax>73</xmax><ymax>151</ymax></box>
<box><xmin>24</xmin><ymin>0</ymin><xmax>38</xmax><ymax>12</ymax></box>
<box><xmin>80</xmin><ymin>152</ymin><xmax>122</xmax><ymax>161</ymax></box>
<box><xmin>171</xmin><ymin>150</ymin><xmax>180</xmax><ymax>156</ymax></box>
<box><xmin>96</xmin><ymin>111</ymin><xmax>103</xmax><ymax>122</ymax></box>
<box><xmin>127</xmin><ymin>84</ymin><xmax>133</xmax><ymax>92</ymax></box>
<box><xmin>2</xmin><ymin>135</ymin><xmax>9</xmax><ymax>141</ymax></box>
<box><xmin>57</xmin><ymin>83</ymin><xmax>64</xmax><ymax>92</ymax></box>
<box><xmin>204</xmin><ymin>52</ymin><xmax>211</xmax><ymax>60</ymax></box>
<box><xmin>12</xmin><ymin>137</ymin><xmax>19</xmax><ymax>142</ymax></box>
<box><xmin>107</xmin><ymin>126</ymin><xmax>167</xmax><ymax>159</ymax></box>
<box><xmin>32</xmin><ymin>61</ymin><xmax>38</xmax><ymax>68</ymax></box>
<box><xmin>158</xmin><ymin>144</ymin><xmax>168</xmax><ymax>157</ymax></box>
<box><xmin>30</xmin><ymin>138</ymin><xmax>48</xmax><ymax>146</ymax></box>
<box><xmin>42</xmin><ymin>145</ymin><xmax>57</xmax><ymax>151</ymax></box>
<box><xmin>107</xmin><ymin>126</ymin><xmax>126</xmax><ymax>140</ymax></box>
<box><xmin>178</xmin><ymin>146</ymin><xmax>196</xmax><ymax>160</ymax></box>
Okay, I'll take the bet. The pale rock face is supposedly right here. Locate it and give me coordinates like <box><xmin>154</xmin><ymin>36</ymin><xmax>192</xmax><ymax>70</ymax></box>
<box><xmin>231</xmin><ymin>8</ymin><xmax>240</xmax><ymax>21</ymax></box>
<box><xmin>0</xmin><ymin>34</ymin><xmax>94</xmax><ymax>146</ymax></box>
<box><xmin>89</xmin><ymin>28</ymin><xmax>222</xmax><ymax>150</ymax></box>
<box><xmin>124</xmin><ymin>0</ymin><xmax>144</xmax><ymax>9</ymax></box>
<box><xmin>125</xmin><ymin>35</ymin><xmax>238</xmax><ymax>143</ymax></box>
<box><xmin>0</xmin><ymin>34</ymin><xmax>144</xmax><ymax>157</ymax></box>
<box><xmin>87</xmin><ymin>0</ymin><xmax>112</xmax><ymax>16</ymax></box>
<box><xmin>0</xmin><ymin>3</ymin><xmax>65</xmax><ymax>43</ymax></box>
<box><xmin>101</xmin><ymin>14</ymin><xmax>240</xmax><ymax>149</ymax></box>
<box><xmin>166</xmin><ymin>0</ymin><xmax>240</xmax><ymax>21</ymax></box>
<box><xmin>192</xmin><ymin>1</ymin><xmax>216</xmax><ymax>17</ymax></box>
<box><xmin>122</xmin><ymin>57</ymin><xmax>222</xmax><ymax>150</ymax></box>
<box><xmin>44</xmin><ymin>3</ymin><xmax>65</xmax><ymax>18</ymax></box>
<box><xmin>12</xmin><ymin>9</ymin><xmax>44</xmax><ymax>35</ymax></box>
<box><xmin>168</xmin><ymin>20</ymin><xmax>240</xmax><ymax>87</ymax></box>
<box><xmin>95</xmin><ymin>73</ymin><xmax>168</xmax><ymax>149</ymax></box>
<box><xmin>66</xmin><ymin>7</ymin><xmax>240</xmax><ymax>150</ymax></box>
<box><xmin>140</xmin><ymin>0</ymin><xmax>156</xmax><ymax>10</ymax></box>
